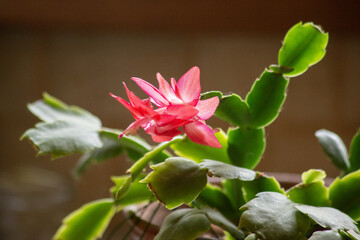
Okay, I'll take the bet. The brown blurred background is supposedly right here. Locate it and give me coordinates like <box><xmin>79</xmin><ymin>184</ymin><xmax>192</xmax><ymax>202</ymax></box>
<box><xmin>0</xmin><ymin>0</ymin><xmax>359</xmax><ymax>239</ymax></box>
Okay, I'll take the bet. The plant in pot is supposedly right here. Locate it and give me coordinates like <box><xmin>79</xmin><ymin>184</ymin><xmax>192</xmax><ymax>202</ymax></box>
<box><xmin>22</xmin><ymin>22</ymin><xmax>360</xmax><ymax>240</ymax></box>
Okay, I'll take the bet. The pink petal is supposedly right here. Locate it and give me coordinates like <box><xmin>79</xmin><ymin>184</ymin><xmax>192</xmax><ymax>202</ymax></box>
<box><xmin>183</xmin><ymin>121</ymin><xmax>222</xmax><ymax>148</ymax></box>
<box><xmin>156</xmin><ymin>73</ymin><xmax>183</xmax><ymax>104</ymax></box>
<box><xmin>146</xmin><ymin>125</ymin><xmax>182</xmax><ymax>142</ymax></box>
<box><xmin>109</xmin><ymin>92</ymin><xmax>142</xmax><ymax>119</ymax></box>
<box><xmin>165</xmin><ymin>104</ymin><xmax>199</xmax><ymax>120</ymax></box>
<box><xmin>195</xmin><ymin>96</ymin><xmax>219</xmax><ymax>120</ymax></box>
<box><xmin>119</xmin><ymin>117</ymin><xmax>151</xmax><ymax>138</ymax></box>
<box><xmin>123</xmin><ymin>83</ymin><xmax>157</xmax><ymax>117</ymax></box>
<box><xmin>131</xmin><ymin>77</ymin><xmax>169</xmax><ymax>107</ymax></box>
<box><xmin>176</xmin><ymin>66</ymin><xmax>201</xmax><ymax>105</ymax></box>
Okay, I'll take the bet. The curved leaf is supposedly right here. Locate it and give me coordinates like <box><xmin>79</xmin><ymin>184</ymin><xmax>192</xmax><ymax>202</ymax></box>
<box><xmin>329</xmin><ymin>170</ymin><xmax>360</xmax><ymax>220</ymax></box>
<box><xmin>155</xmin><ymin>209</ymin><xmax>211</xmax><ymax>240</ymax></box>
<box><xmin>295</xmin><ymin>205</ymin><xmax>358</xmax><ymax>233</ymax></box>
<box><xmin>204</xmin><ymin>208</ymin><xmax>245</xmax><ymax>240</ymax></box>
<box><xmin>227</xmin><ymin>127</ymin><xmax>265</xmax><ymax>169</ymax></box>
<box><xmin>242</xmin><ymin>174</ymin><xmax>285</xmax><ymax>202</ymax></box>
<box><xmin>215</xmin><ymin>94</ymin><xmax>251</xmax><ymax>127</ymax></box>
<box><xmin>111</xmin><ymin>175</ymin><xmax>154</xmax><ymax>208</ymax></box>
<box><xmin>128</xmin><ymin>137</ymin><xmax>180</xmax><ymax>180</ymax></box>
<box><xmin>349</xmin><ymin>129</ymin><xmax>360</xmax><ymax>172</ymax></box>
<box><xmin>308</xmin><ymin>230</ymin><xmax>343</xmax><ymax>240</ymax></box>
<box><xmin>199</xmin><ymin>159</ymin><xmax>256</xmax><ymax>181</ymax></box>
<box><xmin>287</xmin><ymin>169</ymin><xmax>329</xmax><ymax>206</ymax></box>
<box><xmin>22</xmin><ymin>93</ymin><xmax>102</xmax><ymax>159</ymax></box>
<box><xmin>53</xmin><ymin>199</ymin><xmax>115</xmax><ymax>240</ymax></box>
<box><xmin>141</xmin><ymin>157</ymin><xmax>207</xmax><ymax>209</ymax></box>
<box><xmin>239</xmin><ymin>192</ymin><xmax>310</xmax><ymax>240</ymax></box>
<box><xmin>246</xmin><ymin>70</ymin><xmax>289</xmax><ymax>128</ymax></box>
<box><xmin>279</xmin><ymin>22</ymin><xmax>329</xmax><ymax>77</ymax></box>
<box><xmin>315</xmin><ymin>129</ymin><xmax>349</xmax><ymax>171</ymax></box>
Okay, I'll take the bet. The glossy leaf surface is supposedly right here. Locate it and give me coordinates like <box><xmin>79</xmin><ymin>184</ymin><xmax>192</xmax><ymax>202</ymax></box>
<box><xmin>171</xmin><ymin>130</ymin><xmax>230</xmax><ymax>164</ymax></box>
<box><xmin>227</xmin><ymin>127</ymin><xmax>265</xmax><ymax>169</ymax></box>
<box><xmin>155</xmin><ymin>209</ymin><xmax>210</xmax><ymax>240</ymax></box>
<box><xmin>53</xmin><ymin>199</ymin><xmax>115</xmax><ymax>240</ymax></box>
<box><xmin>215</xmin><ymin>94</ymin><xmax>251</xmax><ymax>127</ymax></box>
<box><xmin>315</xmin><ymin>129</ymin><xmax>349</xmax><ymax>171</ymax></box>
<box><xmin>329</xmin><ymin>170</ymin><xmax>360</xmax><ymax>220</ymax></box>
<box><xmin>141</xmin><ymin>157</ymin><xmax>207</xmax><ymax>209</ymax></box>
<box><xmin>279</xmin><ymin>22</ymin><xmax>329</xmax><ymax>77</ymax></box>
<box><xmin>199</xmin><ymin>159</ymin><xmax>256</xmax><ymax>181</ymax></box>
<box><xmin>239</xmin><ymin>192</ymin><xmax>310</xmax><ymax>240</ymax></box>
<box><xmin>295</xmin><ymin>205</ymin><xmax>359</xmax><ymax>233</ymax></box>
<box><xmin>246</xmin><ymin>70</ymin><xmax>289</xmax><ymax>128</ymax></box>
<box><xmin>349</xmin><ymin>129</ymin><xmax>360</xmax><ymax>172</ymax></box>
<box><xmin>242</xmin><ymin>174</ymin><xmax>284</xmax><ymax>202</ymax></box>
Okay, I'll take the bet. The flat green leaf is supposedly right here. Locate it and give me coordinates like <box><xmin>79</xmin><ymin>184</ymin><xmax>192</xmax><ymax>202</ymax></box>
<box><xmin>111</xmin><ymin>175</ymin><xmax>154</xmax><ymax>208</ymax></box>
<box><xmin>227</xmin><ymin>127</ymin><xmax>265</xmax><ymax>169</ymax></box>
<box><xmin>204</xmin><ymin>208</ymin><xmax>245</xmax><ymax>240</ymax></box>
<box><xmin>53</xmin><ymin>199</ymin><xmax>115</xmax><ymax>240</ymax></box>
<box><xmin>215</xmin><ymin>94</ymin><xmax>251</xmax><ymax>127</ymax></box>
<box><xmin>242</xmin><ymin>174</ymin><xmax>285</xmax><ymax>202</ymax></box>
<box><xmin>128</xmin><ymin>137</ymin><xmax>180</xmax><ymax>180</ymax></box>
<box><xmin>155</xmin><ymin>209</ymin><xmax>211</xmax><ymax>240</ymax></box>
<box><xmin>22</xmin><ymin>121</ymin><xmax>102</xmax><ymax>159</ymax></box>
<box><xmin>246</xmin><ymin>70</ymin><xmax>289</xmax><ymax>128</ymax></box>
<box><xmin>349</xmin><ymin>129</ymin><xmax>360</xmax><ymax>172</ymax></box>
<box><xmin>315</xmin><ymin>129</ymin><xmax>349</xmax><ymax>171</ymax></box>
<box><xmin>28</xmin><ymin>92</ymin><xmax>102</xmax><ymax>126</ymax></box>
<box><xmin>141</xmin><ymin>157</ymin><xmax>207</xmax><ymax>209</ymax></box>
<box><xmin>295</xmin><ymin>205</ymin><xmax>359</xmax><ymax>233</ymax></box>
<box><xmin>287</xmin><ymin>169</ymin><xmax>329</xmax><ymax>206</ymax></box>
<box><xmin>302</xmin><ymin>169</ymin><xmax>327</xmax><ymax>185</ymax></box>
<box><xmin>171</xmin><ymin>130</ymin><xmax>230</xmax><ymax>164</ymax></box>
<box><xmin>199</xmin><ymin>159</ymin><xmax>256</xmax><ymax>181</ymax></box>
<box><xmin>239</xmin><ymin>192</ymin><xmax>310</xmax><ymax>240</ymax></box>
<box><xmin>308</xmin><ymin>230</ymin><xmax>343</xmax><ymax>240</ymax></box>
<box><xmin>329</xmin><ymin>170</ymin><xmax>360</xmax><ymax>220</ymax></box>
<box><xmin>278</xmin><ymin>22</ymin><xmax>329</xmax><ymax>77</ymax></box>
<box><xmin>22</xmin><ymin>93</ymin><xmax>103</xmax><ymax>159</ymax></box>
<box><xmin>287</xmin><ymin>182</ymin><xmax>329</xmax><ymax>207</ymax></box>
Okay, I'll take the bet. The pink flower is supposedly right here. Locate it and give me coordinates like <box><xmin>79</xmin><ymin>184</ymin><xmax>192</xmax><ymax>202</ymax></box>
<box><xmin>110</xmin><ymin>66</ymin><xmax>221</xmax><ymax>148</ymax></box>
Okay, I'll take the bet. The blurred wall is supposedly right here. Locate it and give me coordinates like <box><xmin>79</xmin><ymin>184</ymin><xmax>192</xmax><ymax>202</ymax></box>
<box><xmin>0</xmin><ymin>1</ymin><xmax>359</xmax><ymax>239</ymax></box>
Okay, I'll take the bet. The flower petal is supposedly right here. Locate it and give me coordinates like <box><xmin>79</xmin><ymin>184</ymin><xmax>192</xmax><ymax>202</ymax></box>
<box><xmin>119</xmin><ymin>117</ymin><xmax>151</xmax><ymax>138</ymax></box>
<box><xmin>131</xmin><ymin>77</ymin><xmax>169</xmax><ymax>107</ymax></box>
<box><xmin>146</xmin><ymin>124</ymin><xmax>182</xmax><ymax>142</ymax></box>
<box><xmin>109</xmin><ymin>92</ymin><xmax>142</xmax><ymax>119</ymax></box>
<box><xmin>195</xmin><ymin>96</ymin><xmax>219</xmax><ymax>120</ymax></box>
<box><xmin>156</xmin><ymin>73</ymin><xmax>183</xmax><ymax>104</ymax></box>
<box><xmin>183</xmin><ymin>121</ymin><xmax>222</xmax><ymax>148</ymax></box>
<box><xmin>123</xmin><ymin>83</ymin><xmax>157</xmax><ymax>117</ymax></box>
<box><xmin>165</xmin><ymin>105</ymin><xmax>199</xmax><ymax>120</ymax></box>
<box><xmin>176</xmin><ymin>66</ymin><xmax>201</xmax><ymax>105</ymax></box>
